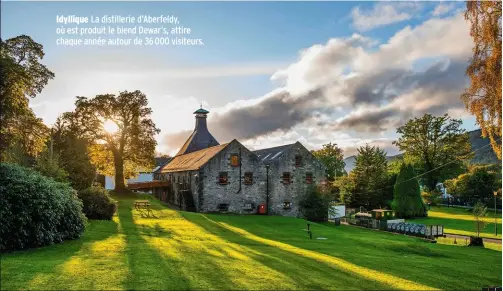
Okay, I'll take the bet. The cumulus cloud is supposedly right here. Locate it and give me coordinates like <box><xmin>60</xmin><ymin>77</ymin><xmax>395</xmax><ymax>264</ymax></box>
<box><xmin>351</xmin><ymin>3</ymin><xmax>418</xmax><ymax>31</ymax></box>
<box><xmin>432</xmin><ymin>3</ymin><xmax>455</xmax><ymax>16</ymax></box>
<box><xmin>162</xmin><ymin>12</ymin><xmax>473</xmax><ymax>155</ymax></box>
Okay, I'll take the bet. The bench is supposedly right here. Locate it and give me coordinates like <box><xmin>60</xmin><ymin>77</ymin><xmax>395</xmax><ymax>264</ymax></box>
<box><xmin>134</xmin><ymin>200</ymin><xmax>151</xmax><ymax>210</ymax></box>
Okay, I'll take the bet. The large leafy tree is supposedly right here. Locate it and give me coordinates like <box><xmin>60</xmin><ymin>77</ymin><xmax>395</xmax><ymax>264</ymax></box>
<box><xmin>444</xmin><ymin>164</ymin><xmax>501</xmax><ymax>200</ymax></box>
<box><xmin>393</xmin><ymin>114</ymin><xmax>473</xmax><ymax>191</ymax></box>
<box><xmin>391</xmin><ymin>163</ymin><xmax>427</xmax><ymax>218</ymax></box>
<box><xmin>463</xmin><ymin>1</ymin><xmax>502</xmax><ymax>160</ymax></box>
<box><xmin>66</xmin><ymin>90</ymin><xmax>160</xmax><ymax>192</ymax></box>
<box><xmin>351</xmin><ymin>145</ymin><xmax>390</xmax><ymax>209</ymax></box>
<box><xmin>334</xmin><ymin>173</ymin><xmax>357</xmax><ymax>206</ymax></box>
<box><xmin>0</xmin><ymin>35</ymin><xmax>54</xmax><ymax>162</ymax></box>
<box><xmin>311</xmin><ymin>142</ymin><xmax>346</xmax><ymax>182</ymax></box>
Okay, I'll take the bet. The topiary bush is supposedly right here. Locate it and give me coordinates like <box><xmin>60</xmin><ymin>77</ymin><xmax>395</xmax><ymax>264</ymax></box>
<box><xmin>77</xmin><ymin>185</ymin><xmax>117</xmax><ymax>220</ymax></box>
<box><xmin>0</xmin><ymin>163</ymin><xmax>87</xmax><ymax>252</ymax></box>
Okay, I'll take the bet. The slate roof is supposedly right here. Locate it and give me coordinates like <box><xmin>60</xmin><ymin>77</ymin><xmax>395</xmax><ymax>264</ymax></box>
<box><xmin>176</xmin><ymin>129</ymin><xmax>219</xmax><ymax>156</ymax></box>
<box><xmin>155</xmin><ymin>157</ymin><xmax>172</xmax><ymax>167</ymax></box>
<box><xmin>252</xmin><ymin>143</ymin><xmax>295</xmax><ymax>165</ymax></box>
<box><xmin>176</xmin><ymin>108</ymin><xmax>220</xmax><ymax>156</ymax></box>
<box><xmin>161</xmin><ymin>143</ymin><xmax>229</xmax><ymax>173</ymax></box>
<box><xmin>153</xmin><ymin>157</ymin><xmax>173</xmax><ymax>173</ymax></box>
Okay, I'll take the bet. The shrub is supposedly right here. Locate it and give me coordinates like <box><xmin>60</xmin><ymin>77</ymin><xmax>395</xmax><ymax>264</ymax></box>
<box><xmin>299</xmin><ymin>185</ymin><xmax>333</xmax><ymax>222</ymax></box>
<box><xmin>0</xmin><ymin>163</ymin><xmax>87</xmax><ymax>252</ymax></box>
<box><xmin>77</xmin><ymin>185</ymin><xmax>117</xmax><ymax>220</ymax></box>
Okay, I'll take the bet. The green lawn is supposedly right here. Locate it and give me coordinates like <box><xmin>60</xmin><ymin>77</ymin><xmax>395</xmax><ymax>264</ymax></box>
<box><xmin>410</xmin><ymin>206</ymin><xmax>502</xmax><ymax>239</ymax></box>
<box><xmin>1</xmin><ymin>196</ymin><xmax>501</xmax><ymax>290</ymax></box>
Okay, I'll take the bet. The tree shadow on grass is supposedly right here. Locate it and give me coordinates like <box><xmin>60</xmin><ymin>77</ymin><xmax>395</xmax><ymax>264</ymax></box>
<box><xmin>120</xmin><ymin>200</ymin><xmax>302</xmax><ymax>290</ymax></box>
<box><xmin>1</xmin><ymin>219</ymin><xmax>120</xmax><ymax>290</ymax></box>
<box><xmin>198</xmin><ymin>214</ymin><xmax>502</xmax><ymax>290</ymax></box>
<box><xmin>181</xmin><ymin>213</ymin><xmax>404</xmax><ymax>290</ymax></box>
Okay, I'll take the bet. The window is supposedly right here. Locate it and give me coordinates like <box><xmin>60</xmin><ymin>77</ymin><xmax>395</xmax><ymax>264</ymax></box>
<box><xmin>295</xmin><ymin>155</ymin><xmax>302</xmax><ymax>167</ymax></box>
<box><xmin>218</xmin><ymin>172</ymin><xmax>228</xmax><ymax>185</ymax></box>
<box><xmin>283</xmin><ymin>202</ymin><xmax>292</xmax><ymax>209</ymax></box>
<box><xmin>243</xmin><ymin>203</ymin><xmax>254</xmax><ymax>210</ymax></box>
<box><xmin>244</xmin><ymin>172</ymin><xmax>253</xmax><ymax>185</ymax></box>
<box><xmin>218</xmin><ymin>203</ymin><xmax>229</xmax><ymax>212</ymax></box>
<box><xmin>306</xmin><ymin>173</ymin><xmax>313</xmax><ymax>184</ymax></box>
<box><xmin>231</xmin><ymin>154</ymin><xmax>239</xmax><ymax>167</ymax></box>
<box><xmin>282</xmin><ymin>172</ymin><xmax>291</xmax><ymax>184</ymax></box>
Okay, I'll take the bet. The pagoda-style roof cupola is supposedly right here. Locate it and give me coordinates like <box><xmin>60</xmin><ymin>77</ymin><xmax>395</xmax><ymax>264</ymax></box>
<box><xmin>175</xmin><ymin>106</ymin><xmax>220</xmax><ymax>156</ymax></box>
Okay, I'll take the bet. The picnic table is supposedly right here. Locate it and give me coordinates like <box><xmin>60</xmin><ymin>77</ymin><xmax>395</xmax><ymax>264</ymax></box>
<box><xmin>134</xmin><ymin>200</ymin><xmax>151</xmax><ymax>210</ymax></box>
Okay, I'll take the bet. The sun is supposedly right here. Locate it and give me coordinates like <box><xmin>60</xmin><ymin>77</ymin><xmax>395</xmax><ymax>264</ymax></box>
<box><xmin>103</xmin><ymin>120</ymin><xmax>119</xmax><ymax>134</ymax></box>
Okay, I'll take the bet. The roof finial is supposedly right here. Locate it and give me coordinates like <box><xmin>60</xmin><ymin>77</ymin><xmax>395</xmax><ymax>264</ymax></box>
<box><xmin>200</xmin><ymin>102</ymin><xmax>203</xmax><ymax>109</ymax></box>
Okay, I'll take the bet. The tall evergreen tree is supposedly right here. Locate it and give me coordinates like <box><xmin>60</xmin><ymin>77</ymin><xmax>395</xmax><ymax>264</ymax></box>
<box><xmin>52</xmin><ymin>115</ymin><xmax>97</xmax><ymax>190</ymax></box>
<box><xmin>352</xmin><ymin>145</ymin><xmax>389</xmax><ymax>209</ymax></box>
<box><xmin>391</xmin><ymin>163</ymin><xmax>427</xmax><ymax>218</ymax></box>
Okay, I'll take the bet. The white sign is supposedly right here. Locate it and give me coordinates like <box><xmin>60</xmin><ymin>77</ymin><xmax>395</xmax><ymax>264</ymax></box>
<box><xmin>328</xmin><ymin>205</ymin><xmax>345</xmax><ymax>219</ymax></box>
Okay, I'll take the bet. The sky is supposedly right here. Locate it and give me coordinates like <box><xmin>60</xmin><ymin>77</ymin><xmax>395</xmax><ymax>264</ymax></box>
<box><xmin>2</xmin><ymin>1</ymin><xmax>478</xmax><ymax>157</ymax></box>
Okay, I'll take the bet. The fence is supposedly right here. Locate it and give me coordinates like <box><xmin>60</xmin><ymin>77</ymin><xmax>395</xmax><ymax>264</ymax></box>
<box><xmin>440</xmin><ymin>197</ymin><xmax>501</xmax><ymax>210</ymax></box>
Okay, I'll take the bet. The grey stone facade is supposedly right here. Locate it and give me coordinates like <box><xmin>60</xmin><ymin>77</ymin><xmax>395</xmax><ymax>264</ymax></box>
<box><xmin>153</xmin><ymin>108</ymin><xmax>327</xmax><ymax>218</ymax></box>
<box><xmin>264</xmin><ymin>142</ymin><xmax>327</xmax><ymax>217</ymax></box>
<box><xmin>197</xmin><ymin>140</ymin><xmax>267</xmax><ymax>213</ymax></box>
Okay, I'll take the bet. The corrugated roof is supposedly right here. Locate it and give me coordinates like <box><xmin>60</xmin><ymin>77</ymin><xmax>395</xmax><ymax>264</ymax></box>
<box><xmin>252</xmin><ymin>143</ymin><xmax>295</xmax><ymax>165</ymax></box>
<box><xmin>161</xmin><ymin>143</ymin><xmax>229</xmax><ymax>173</ymax></box>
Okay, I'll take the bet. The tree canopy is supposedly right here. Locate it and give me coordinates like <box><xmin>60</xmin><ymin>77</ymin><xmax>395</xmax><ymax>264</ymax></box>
<box><xmin>393</xmin><ymin>113</ymin><xmax>473</xmax><ymax>191</ymax></box>
<box><xmin>0</xmin><ymin>35</ymin><xmax>54</xmax><ymax>162</ymax></box>
<box><xmin>463</xmin><ymin>1</ymin><xmax>502</xmax><ymax>160</ymax></box>
<box><xmin>64</xmin><ymin>90</ymin><xmax>160</xmax><ymax>191</ymax></box>
<box><xmin>444</xmin><ymin>164</ymin><xmax>501</xmax><ymax>200</ymax></box>
<box><xmin>311</xmin><ymin>142</ymin><xmax>346</xmax><ymax>181</ymax></box>
<box><xmin>51</xmin><ymin>116</ymin><xmax>97</xmax><ymax>190</ymax></box>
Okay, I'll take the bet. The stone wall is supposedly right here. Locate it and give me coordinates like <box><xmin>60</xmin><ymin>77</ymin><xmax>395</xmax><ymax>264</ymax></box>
<box><xmin>154</xmin><ymin>171</ymin><xmax>196</xmax><ymax>210</ymax></box>
<box><xmin>154</xmin><ymin>140</ymin><xmax>326</xmax><ymax>217</ymax></box>
<box><xmin>267</xmin><ymin>142</ymin><xmax>327</xmax><ymax>217</ymax></box>
<box><xmin>199</xmin><ymin>140</ymin><xmax>267</xmax><ymax>214</ymax></box>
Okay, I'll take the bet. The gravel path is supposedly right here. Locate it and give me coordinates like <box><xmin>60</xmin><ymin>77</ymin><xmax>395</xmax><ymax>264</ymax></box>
<box><xmin>444</xmin><ymin>233</ymin><xmax>502</xmax><ymax>244</ymax></box>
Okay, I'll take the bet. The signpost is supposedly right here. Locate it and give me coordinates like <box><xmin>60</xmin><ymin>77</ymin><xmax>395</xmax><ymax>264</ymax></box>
<box><xmin>494</xmin><ymin>191</ymin><xmax>498</xmax><ymax>237</ymax></box>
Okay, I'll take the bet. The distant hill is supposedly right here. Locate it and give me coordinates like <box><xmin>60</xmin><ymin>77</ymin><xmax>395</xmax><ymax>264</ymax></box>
<box><xmin>343</xmin><ymin>129</ymin><xmax>500</xmax><ymax>173</ymax></box>
<box><xmin>343</xmin><ymin>154</ymin><xmax>402</xmax><ymax>173</ymax></box>
<box><xmin>468</xmin><ymin>129</ymin><xmax>500</xmax><ymax>165</ymax></box>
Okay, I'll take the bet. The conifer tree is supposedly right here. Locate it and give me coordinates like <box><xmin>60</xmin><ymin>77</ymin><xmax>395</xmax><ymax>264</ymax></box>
<box><xmin>391</xmin><ymin>163</ymin><xmax>427</xmax><ymax>218</ymax></box>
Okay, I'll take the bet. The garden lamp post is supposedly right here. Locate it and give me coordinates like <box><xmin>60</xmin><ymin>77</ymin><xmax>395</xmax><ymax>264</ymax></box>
<box><xmin>494</xmin><ymin>191</ymin><xmax>498</xmax><ymax>237</ymax></box>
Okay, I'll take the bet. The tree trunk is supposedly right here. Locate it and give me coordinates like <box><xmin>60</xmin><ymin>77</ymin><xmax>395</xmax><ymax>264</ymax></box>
<box><xmin>114</xmin><ymin>154</ymin><xmax>126</xmax><ymax>192</ymax></box>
